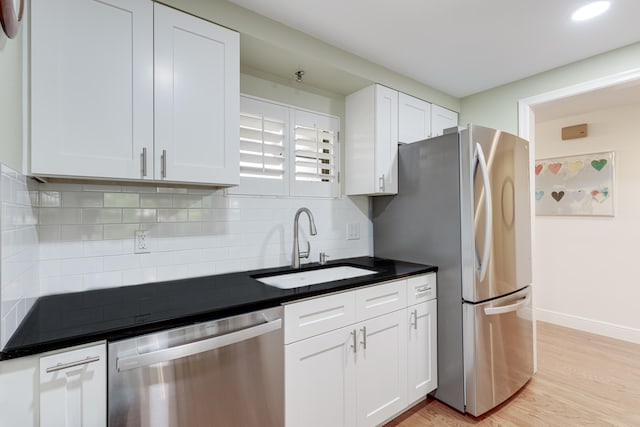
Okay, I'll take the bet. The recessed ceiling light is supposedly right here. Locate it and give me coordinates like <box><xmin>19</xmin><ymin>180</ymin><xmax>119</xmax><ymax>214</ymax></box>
<box><xmin>571</xmin><ymin>1</ymin><xmax>610</xmax><ymax>21</ymax></box>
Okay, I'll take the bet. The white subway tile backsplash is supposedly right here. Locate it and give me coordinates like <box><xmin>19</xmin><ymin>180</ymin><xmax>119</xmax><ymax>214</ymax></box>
<box><xmin>40</xmin><ymin>208</ymin><xmax>82</xmax><ymax>225</ymax></box>
<box><xmin>60</xmin><ymin>225</ymin><xmax>104</xmax><ymax>241</ymax></box>
<box><xmin>40</xmin><ymin>241</ymin><xmax>85</xmax><ymax>260</ymax></box>
<box><xmin>122</xmin><ymin>208</ymin><xmax>157</xmax><ymax>223</ymax></box>
<box><xmin>157</xmin><ymin>209</ymin><xmax>188</xmax><ymax>223</ymax></box>
<box><xmin>60</xmin><ymin>257</ymin><xmax>103</xmax><ymax>276</ymax></box>
<box><xmin>82</xmin><ymin>208</ymin><xmax>122</xmax><ymax>224</ymax></box>
<box><xmin>104</xmin><ymin>193</ymin><xmax>139</xmax><ymax>208</ymax></box>
<box><xmin>83</xmin><ymin>271</ymin><xmax>123</xmax><ymax>290</ymax></box>
<box><xmin>140</xmin><ymin>194</ymin><xmax>173</xmax><ymax>208</ymax></box>
<box><xmin>103</xmin><ymin>254</ymin><xmax>141</xmax><ymax>272</ymax></box>
<box><xmin>187</xmin><ymin>209</ymin><xmax>215</xmax><ymax>222</ymax></box>
<box><xmin>82</xmin><ymin>240</ymin><xmax>125</xmax><ymax>257</ymax></box>
<box><xmin>62</xmin><ymin>191</ymin><xmax>104</xmax><ymax>207</ymax></box>
<box><xmin>38</xmin><ymin>225</ymin><xmax>61</xmax><ymax>242</ymax></box>
<box><xmin>173</xmin><ymin>195</ymin><xmax>203</xmax><ymax>208</ymax></box>
<box><xmin>104</xmin><ymin>223</ymin><xmax>142</xmax><ymax>240</ymax></box>
<box><xmin>122</xmin><ymin>268</ymin><xmax>157</xmax><ymax>286</ymax></box>
<box><xmin>39</xmin><ymin>191</ymin><xmax>61</xmax><ymax>207</ymax></box>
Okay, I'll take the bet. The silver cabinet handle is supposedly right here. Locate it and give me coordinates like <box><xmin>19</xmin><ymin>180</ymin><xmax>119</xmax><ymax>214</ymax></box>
<box><xmin>350</xmin><ymin>329</ymin><xmax>357</xmax><ymax>354</ymax></box>
<box><xmin>484</xmin><ymin>295</ymin><xmax>529</xmax><ymax>316</ymax></box>
<box><xmin>360</xmin><ymin>326</ymin><xmax>367</xmax><ymax>350</ymax></box>
<box><xmin>117</xmin><ymin>318</ymin><xmax>282</xmax><ymax>372</ymax></box>
<box><xmin>46</xmin><ymin>355</ymin><xmax>101</xmax><ymax>373</ymax></box>
<box><xmin>409</xmin><ymin>309</ymin><xmax>418</xmax><ymax>330</ymax></box>
<box><xmin>161</xmin><ymin>149</ymin><xmax>167</xmax><ymax>178</ymax></box>
<box><xmin>415</xmin><ymin>286</ymin><xmax>431</xmax><ymax>295</ymax></box>
<box><xmin>475</xmin><ymin>142</ymin><xmax>492</xmax><ymax>282</ymax></box>
<box><xmin>140</xmin><ymin>147</ymin><xmax>148</xmax><ymax>177</ymax></box>
<box><xmin>378</xmin><ymin>174</ymin><xmax>385</xmax><ymax>191</ymax></box>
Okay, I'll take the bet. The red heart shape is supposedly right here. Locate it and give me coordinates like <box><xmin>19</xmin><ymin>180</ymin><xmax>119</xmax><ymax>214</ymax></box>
<box><xmin>548</xmin><ymin>163</ymin><xmax>562</xmax><ymax>175</ymax></box>
<box><xmin>535</xmin><ymin>164</ymin><xmax>543</xmax><ymax>176</ymax></box>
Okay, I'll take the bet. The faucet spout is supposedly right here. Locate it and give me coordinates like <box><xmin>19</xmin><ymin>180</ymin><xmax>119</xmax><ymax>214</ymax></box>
<box><xmin>292</xmin><ymin>207</ymin><xmax>317</xmax><ymax>268</ymax></box>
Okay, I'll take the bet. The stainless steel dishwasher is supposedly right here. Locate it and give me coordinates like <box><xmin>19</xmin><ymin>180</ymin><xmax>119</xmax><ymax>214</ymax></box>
<box><xmin>108</xmin><ymin>306</ymin><xmax>284</xmax><ymax>427</ymax></box>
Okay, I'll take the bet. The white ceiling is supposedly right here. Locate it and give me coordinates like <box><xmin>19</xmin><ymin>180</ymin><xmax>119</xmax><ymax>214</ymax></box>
<box><xmin>229</xmin><ymin>0</ymin><xmax>640</xmax><ymax>98</ymax></box>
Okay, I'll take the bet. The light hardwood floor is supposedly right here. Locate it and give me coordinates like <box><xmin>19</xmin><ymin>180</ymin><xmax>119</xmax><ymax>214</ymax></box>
<box><xmin>385</xmin><ymin>321</ymin><xmax>640</xmax><ymax>426</ymax></box>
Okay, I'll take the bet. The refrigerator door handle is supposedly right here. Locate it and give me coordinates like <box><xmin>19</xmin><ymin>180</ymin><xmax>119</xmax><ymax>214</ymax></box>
<box><xmin>483</xmin><ymin>294</ymin><xmax>529</xmax><ymax>316</ymax></box>
<box><xmin>475</xmin><ymin>142</ymin><xmax>493</xmax><ymax>282</ymax></box>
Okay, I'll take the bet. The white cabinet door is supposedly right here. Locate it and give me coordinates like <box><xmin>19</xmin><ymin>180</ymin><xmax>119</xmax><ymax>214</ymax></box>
<box><xmin>374</xmin><ymin>85</ymin><xmax>399</xmax><ymax>194</ymax></box>
<box><xmin>356</xmin><ymin>310</ymin><xmax>407</xmax><ymax>427</ymax></box>
<box><xmin>399</xmin><ymin>93</ymin><xmax>432</xmax><ymax>143</ymax></box>
<box><xmin>30</xmin><ymin>0</ymin><xmax>153</xmax><ymax>180</ymax></box>
<box><xmin>431</xmin><ymin>104</ymin><xmax>459</xmax><ymax>137</ymax></box>
<box><xmin>39</xmin><ymin>343</ymin><xmax>107</xmax><ymax>427</ymax></box>
<box><xmin>0</xmin><ymin>355</ymin><xmax>39</xmax><ymax>427</ymax></box>
<box><xmin>154</xmin><ymin>4</ymin><xmax>240</xmax><ymax>185</ymax></box>
<box><xmin>285</xmin><ymin>326</ymin><xmax>357</xmax><ymax>427</ymax></box>
<box><xmin>345</xmin><ymin>84</ymin><xmax>398</xmax><ymax>196</ymax></box>
<box><xmin>407</xmin><ymin>300</ymin><xmax>438</xmax><ymax>404</ymax></box>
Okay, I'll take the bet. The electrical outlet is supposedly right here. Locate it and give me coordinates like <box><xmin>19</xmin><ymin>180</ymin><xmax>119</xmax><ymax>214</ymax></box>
<box><xmin>134</xmin><ymin>230</ymin><xmax>150</xmax><ymax>254</ymax></box>
<box><xmin>346</xmin><ymin>223</ymin><xmax>360</xmax><ymax>240</ymax></box>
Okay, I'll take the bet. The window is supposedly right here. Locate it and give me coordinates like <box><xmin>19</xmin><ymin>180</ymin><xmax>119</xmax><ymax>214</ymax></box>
<box><xmin>232</xmin><ymin>95</ymin><xmax>340</xmax><ymax>198</ymax></box>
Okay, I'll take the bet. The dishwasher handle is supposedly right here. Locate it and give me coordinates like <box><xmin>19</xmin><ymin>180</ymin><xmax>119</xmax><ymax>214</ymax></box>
<box><xmin>117</xmin><ymin>318</ymin><xmax>282</xmax><ymax>372</ymax></box>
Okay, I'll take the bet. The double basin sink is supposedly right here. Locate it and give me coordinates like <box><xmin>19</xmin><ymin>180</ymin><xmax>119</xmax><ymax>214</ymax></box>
<box><xmin>254</xmin><ymin>265</ymin><xmax>377</xmax><ymax>289</ymax></box>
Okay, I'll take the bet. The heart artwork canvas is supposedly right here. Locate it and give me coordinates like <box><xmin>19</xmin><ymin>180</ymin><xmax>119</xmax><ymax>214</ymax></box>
<box><xmin>535</xmin><ymin>151</ymin><xmax>614</xmax><ymax>216</ymax></box>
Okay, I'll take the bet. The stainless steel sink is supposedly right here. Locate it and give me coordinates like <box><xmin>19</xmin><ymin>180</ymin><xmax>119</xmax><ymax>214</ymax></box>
<box><xmin>255</xmin><ymin>266</ymin><xmax>377</xmax><ymax>289</ymax></box>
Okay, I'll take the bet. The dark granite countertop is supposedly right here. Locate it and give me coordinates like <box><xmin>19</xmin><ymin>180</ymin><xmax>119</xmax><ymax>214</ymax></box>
<box><xmin>1</xmin><ymin>257</ymin><xmax>436</xmax><ymax>360</ymax></box>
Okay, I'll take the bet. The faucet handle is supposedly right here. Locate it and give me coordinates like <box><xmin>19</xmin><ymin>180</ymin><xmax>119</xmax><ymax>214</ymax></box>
<box><xmin>299</xmin><ymin>241</ymin><xmax>311</xmax><ymax>259</ymax></box>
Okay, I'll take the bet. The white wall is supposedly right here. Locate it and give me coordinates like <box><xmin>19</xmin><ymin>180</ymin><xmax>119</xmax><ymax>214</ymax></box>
<box><xmin>534</xmin><ymin>103</ymin><xmax>640</xmax><ymax>343</ymax></box>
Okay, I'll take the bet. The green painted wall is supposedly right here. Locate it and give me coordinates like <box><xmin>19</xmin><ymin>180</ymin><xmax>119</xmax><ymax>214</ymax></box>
<box><xmin>460</xmin><ymin>42</ymin><xmax>640</xmax><ymax>134</ymax></box>
<box><xmin>0</xmin><ymin>28</ymin><xmax>23</xmax><ymax>171</ymax></box>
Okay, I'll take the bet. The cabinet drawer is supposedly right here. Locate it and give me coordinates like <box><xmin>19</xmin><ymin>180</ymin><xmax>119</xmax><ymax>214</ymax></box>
<box><xmin>284</xmin><ymin>292</ymin><xmax>357</xmax><ymax>344</ymax></box>
<box><xmin>407</xmin><ymin>273</ymin><xmax>437</xmax><ymax>305</ymax></box>
<box><xmin>355</xmin><ymin>279</ymin><xmax>407</xmax><ymax>321</ymax></box>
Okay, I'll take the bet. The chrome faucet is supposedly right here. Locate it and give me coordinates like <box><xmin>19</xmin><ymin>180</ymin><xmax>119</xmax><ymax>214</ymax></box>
<box><xmin>292</xmin><ymin>207</ymin><xmax>317</xmax><ymax>268</ymax></box>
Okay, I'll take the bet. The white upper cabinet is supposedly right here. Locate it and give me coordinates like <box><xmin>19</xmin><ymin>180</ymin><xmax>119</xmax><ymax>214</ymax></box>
<box><xmin>30</xmin><ymin>0</ymin><xmax>239</xmax><ymax>186</ymax></box>
<box><xmin>154</xmin><ymin>4</ymin><xmax>239</xmax><ymax>185</ymax></box>
<box><xmin>346</xmin><ymin>84</ymin><xmax>398</xmax><ymax>196</ymax></box>
<box><xmin>431</xmin><ymin>104</ymin><xmax>459</xmax><ymax>137</ymax></box>
<box><xmin>398</xmin><ymin>93</ymin><xmax>432</xmax><ymax>143</ymax></box>
<box><xmin>30</xmin><ymin>0</ymin><xmax>153</xmax><ymax>180</ymax></box>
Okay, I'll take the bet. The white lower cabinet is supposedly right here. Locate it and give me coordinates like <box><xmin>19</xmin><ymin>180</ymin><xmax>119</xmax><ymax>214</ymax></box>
<box><xmin>407</xmin><ymin>299</ymin><xmax>438</xmax><ymax>404</ymax></box>
<box><xmin>39</xmin><ymin>342</ymin><xmax>107</xmax><ymax>427</ymax></box>
<box><xmin>356</xmin><ymin>310</ymin><xmax>408</xmax><ymax>427</ymax></box>
<box><xmin>285</xmin><ymin>325</ymin><xmax>357</xmax><ymax>427</ymax></box>
<box><xmin>285</xmin><ymin>274</ymin><xmax>437</xmax><ymax>427</ymax></box>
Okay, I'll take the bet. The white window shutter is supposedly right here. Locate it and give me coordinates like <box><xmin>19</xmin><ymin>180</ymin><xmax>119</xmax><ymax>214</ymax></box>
<box><xmin>230</xmin><ymin>96</ymin><xmax>289</xmax><ymax>196</ymax></box>
<box><xmin>291</xmin><ymin>109</ymin><xmax>340</xmax><ymax>198</ymax></box>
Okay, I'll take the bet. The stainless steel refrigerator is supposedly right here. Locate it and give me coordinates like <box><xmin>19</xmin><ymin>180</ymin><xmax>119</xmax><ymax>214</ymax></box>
<box><xmin>373</xmin><ymin>124</ymin><xmax>534</xmax><ymax>416</ymax></box>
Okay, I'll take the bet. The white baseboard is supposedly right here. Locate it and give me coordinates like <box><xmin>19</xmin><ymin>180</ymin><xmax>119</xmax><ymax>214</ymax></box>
<box><xmin>535</xmin><ymin>308</ymin><xmax>640</xmax><ymax>344</ymax></box>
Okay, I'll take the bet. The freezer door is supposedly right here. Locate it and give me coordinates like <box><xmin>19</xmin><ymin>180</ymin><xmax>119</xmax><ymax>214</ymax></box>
<box><xmin>463</xmin><ymin>286</ymin><xmax>533</xmax><ymax>416</ymax></box>
<box><xmin>465</xmin><ymin>125</ymin><xmax>532</xmax><ymax>302</ymax></box>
